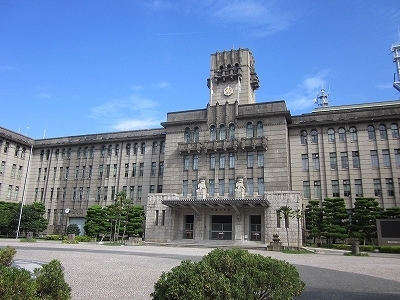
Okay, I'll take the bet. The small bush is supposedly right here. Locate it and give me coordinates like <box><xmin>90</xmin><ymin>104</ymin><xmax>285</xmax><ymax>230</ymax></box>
<box><xmin>330</xmin><ymin>244</ymin><xmax>351</xmax><ymax>251</ymax></box>
<box><xmin>20</xmin><ymin>238</ymin><xmax>37</xmax><ymax>243</ymax></box>
<box><xmin>379</xmin><ymin>246</ymin><xmax>400</xmax><ymax>253</ymax></box>
<box><xmin>0</xmin><ymin>266</ymin><xmax>37</xmax><ymax>299</ymax></box>
<box><xmin>0</xmin><ymin>246</ymin><xmax>17</xmax><ymax>267</ymax></box>
<box><xmin>151</xmin><ymin>248</ymin><xmax>305</xmax><ymax>300</ymax></box>
<box><xmin>62</xmin><ymin>240</ymin><xmax>79</xmax><ymax>244</ymax></box>
<box><xmin>75</xmin><ymin>235</ymin><xmax>91</xmax><ymax>242</ymax></box>
<box><xmin>46</xmin><ymin>235</ymin><xmax>66</xmax><ymax>240</ymax></box>
<box><xmin>66</xmin><ymin>224</ymin><xmax>80</xmax><ymax>236</ymax></box>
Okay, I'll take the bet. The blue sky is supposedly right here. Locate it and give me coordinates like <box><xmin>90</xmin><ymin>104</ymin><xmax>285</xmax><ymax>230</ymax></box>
<box><xmin>1</xmin><ymin>0</ymin><xmax>400</xmax><ymax>139</ymax></box>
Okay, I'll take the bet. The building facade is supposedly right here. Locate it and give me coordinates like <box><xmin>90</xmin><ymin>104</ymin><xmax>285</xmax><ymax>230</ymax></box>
<box><xmin>0</xmin><ymin>48</ymin><xmax>399</xmax><ymax>246</ymax></box>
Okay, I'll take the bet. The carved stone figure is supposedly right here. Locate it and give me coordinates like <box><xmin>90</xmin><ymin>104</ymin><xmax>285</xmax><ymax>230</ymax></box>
<box><xmin>197</xmin><ymin>179</ymin><xmax>207</xmax><ymax>199</ymax></box>
<box><xmin>235</xmin><ymin>177</ymin><xmax>245</xmax><ymax>198</ymax></box>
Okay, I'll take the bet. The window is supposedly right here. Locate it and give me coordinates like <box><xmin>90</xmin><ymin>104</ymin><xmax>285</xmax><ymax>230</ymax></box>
<box><xmin>106</xmin><ymin>164</ymin><xmax>110</xmax><ymax>178</ymax></box>
<box><xmin>395</xmin><ymin>149</ymin><xmax>400</xmax><ymax>167</ymax></box>
<box><xmin>182</xmin><ymin>180</ymin><xmax>188</xmax><ymax>196</ymax></box>
<box><xmin>219</xmin><ymin>179</ymin><xmax>225</xmax><ymax>196</ymax></box>
<box><xmin>257</xmin><ymin>178</ymin><xmax>264</xmax><ymax>195</ymax></box>
<box><xmin>247</xmin><ymin>151</ymin><xmax>254</xmax><ymax>168</ymax></box>
<box><xmin>126</xmin><ymin>143</ymin><xmax>131</xmax><ymax>155</ymax></box>
<box><xmin>104</xmin><ymin>187</ymin><xmax>108</xmax><ymax>201</ymax></box>
<box><xmin>137</xmin><ymin>186</ymin><xmax>142</xmax><ymax>201</ymax></box>
<box><xmin>332</xmin><ymin>180</ymin><xmax>340</xmax><ymax>197</ymax></box>
<box><xmin>139</xmin><ymin>163</ymin><xmax>144</xmax><ymax>176</ymax></box>
<box><xmin>157</xmin><ymin>185</ymin><xmax>163</xmax><ymax>193</ymax></box>
<box><xmin>151</xmin><ymin>162</ymin><xmax>156</xmax><ymax>176</ymax></box>
<box><xmin>257</xmin><ymin>151</ymin><xmax>264</xmax><ymax>167</ymax></box>
<box><xmin>338</xmin><ymin>127</ymin><xmax>346</xmax><ymax>141</ymax></box>
<box><xmin>75</xmin><ymin>166</ymin><xmax>79</xmax><ymax>179</ymax></box>
<box><xmin>107</xmin><ymin>145</ymin><xmax>112</xmax><ymax>156</ymax></box>
<box><xmin>209</xmin><ymin>179</ymin><xmax>215</xmax><ymax>196</ymax></box>
<box><xmin>184</xmin><ymin>127</ymin><xmax>191</xmax><ymax>142</ymax></box>
<box><xmin>229</xmin><ymin>179</ymin><xmax>235</xmax><ymax>196</ymax></box>
<box><xmin>97</xmin><ymin>187</ymin><xmax>101</xmax><ymax>202</ymax></box>
<box><xmin>391</xmin><ymin>124</ymin><xmax>399</xmax><ymax>138</ymax></box>
<box><xmin>329</xmin><ymin>152</ymin><xmax>337</xmax><ymax>169</ymax></box>
<box><xmin>314</xmin><ymin>181</ymin><xmax>321</xmax><ymax>199</ymax></box>
<box><xmin>300</xmin><ymin>130</ymin><xmax>307</xmax><ymax>145</ymax></box>
<box><xmin>89</xmin><ymin>166</ymin><xmax>92</xmax><ymax>179</ymax></box>
<box><xmin>129</xmin><ymin>186</ymin><xmax>134</xmax><ymax>200</ymax></box>
<box><xmin>327</xmin><ymin>128</ymin><xmax>335</xmax><ymax>142</ymax></box>
<box><xmin>367</xmin><ymin>125</ymin><xmax>376</xmax><ymax>140</ymax></box>
<box><xmin>379</xmin><ymin>124</ymin><xmax>387</xmax><ymax>139</ymax></box>
<box><xmin>303</xmin><ymin>181</ymin><xmax>311</xmax><ymax>198</ymax></box>
<box><xmin>246</xmin><ymin>123</ymin><xmax>254</xmax><ymax>138</ymax></box>
<box><xmin>84</xmin><ymin>147</ymin><xmax>88</xmax><ymax>158</ymax></box>
<box><xmin>193</xmin><ymin>127</ymin><xmax>199</xmax><ymax>142</ymax></box>
<box><xmin>229</xmin><ymin>124</ymin><xmax>235</xmax><ymax>140</ymax></box>
<box><xmin>132</xmin><ymin>163</ymin><xmax>136</xmax><ymax>177</ymax></box>
<box><xmin>11</xmin><ymin>164</ymin><xmax>16</xmax><ymax>178</ymax></box>
<box><xmin>340</xmin><ymin>152</ymin><xmax>348</xmax><ymax>169</ymax></box>
<box><xmin>310</xmin><ymin>129</ymin><xmax>318</xmax><ymax>143</ymax></box>
<box><xmin>352</xmin><ymin>151</ymin><xmax>360</xmax><ymax>168</ymax></box>
<box><xmin>152</xmin><ymin>142</ymin><xmax>158</xmax><ymax>154</ymax></box>
<box><xmin>219</xmin><ymin>125</ymin><xmax>226</xmax><ymax>140</ymax></box>
<box><xmin>386</xmin><ymin>178</ymin><xmax>394</xmax><ymax>196</ymax></box>
<box><xmin>302</xmin><ymin>154</ymin><xmax>309</xmax><ymax>171</ymax></box>
<box><xmin>343</xmin><ymin>180</ymin><xmax>351</xmax><ymax>196</ymax></box>
<box><xmin>312</xmin><ymin>153</ymin><xmax>320</xmax><ymax>170</ymax></box>
<box><xmin>99</xmin><ymin>165</ymin><xmax>103</xmax><ymax>178</ymax></box>
<box><xmin>383</xmin><ymin>149</ymin><xmax>391</xmax><ymax>167</ymax></box>
<box><xmin>125</xmin><ymin>164</ymin><xmax>129</xmax><ymax>177</ymax></box>
<box><xmin>90</xmin><ymin>146</ymin><xmax>95</xmax><ymax>158</ymax></box>
<box><xmin>256</xmin><ymin>122</ymin><xmax>263</xmax><ymax>137</ymax></box>
<box><xmin>350</xmin><ymin>127</ymin><xmax>358</xmax><ymax>141</ymax></box>
<box><xmin>193</xmin><ymin>155</ymin><xmax>198</xmax><ymax>170</ymax></box>
<box><xmin>370</xmin><ymin>150</ymin><xmax>379</xmax><ymax>168</ymax></box>
<box><xmin>159</xmin><ymin>162</ymin><xmax>164</xmax><ymax>176</ymax></box>
<box><xmin>355</xmin><ymin>179</ymin><xmax>363</xmax><ymax>196</ymax></box>
<box><xmin>219</xmin><ymin>153</ymin><xmax>225</xmax><ymax>169</ymax></box>
<box><xmin>209</xmin><ymin>153</ymin><xmax>215</xmax><ymax>169</ymax></box>
<box><xmin>65</xmin><ymin>167</ymin><xmax>69</xmax><ymax>179</ymax></box>
<box><xmin>373</xmin><ymin>179</ymin><xmax>382</xmax><ymax>196</ymax></box>
<box><xmin>111</xmin><ymin>186</ymin><xmax>115</xmax><ymax>200</ymax></box>
<box><xmin>14</xmin><ymin>146</ymin><xmax>19</xmax><ymax>157</ymax></box>
<box><xmin>229</xmin><ymin>152</ymin><xmax>235</xmax><ymax>168</ymax></box>
<box><xmin>160</xmin><ymin>142</ymin><xmax>165</xmax><ymax>154</ymax></box>
<box><xmin>55</xmin><ymin>149</ymin><xmax>60</xmax><ymax>159</ymax></box>
<box><xmin>0</xmin><ymin>161</ymin><xmax>4</xmax><ymax>174</ymax></box>
<box><xmin>210</xmin><ymin>125</ymin><xmax>216</xmax><ymax>141</ymax></box>
<box><xmin>183</xmin><ymin>155</ymin><xmax>189</xmax><ymax>170</ymax></box>
<box><xmin>40</xmin><ymin>150</ymin><xmax>44</xmax><ymax>161</ymax></box>
<box><xmin>247</xmin><ymin>178</ymin><xmax>254</xmax><ymax>196</ymax></box>
<box><xmin>191</xmin><ymin>180</ymin><xmax>197</xmax><ymax>196</ymax></box>
<box><xmin>77</xmin><ymin>147</ymin><xmax>82</xmax><ymax>158</ymax></box>
<box><xmin>21</xmin><ymin>147</ymin><xmax>26</xmax><ymax>158</ymax></box>
<box><xmin>141</xmin><ymin>142</ymin><xmax>145</xmax><ymax>154</ymax></box>
<box><xmin>133</xmin><ymin>143</ymin><xmax>138</xmax><ymax>154</ymax></box>
<box><xmin>4</xmin><ymin>142</ymin><xmax>9</xmax><ymax>153</ymax></box>
<box><xmin>149</xmin><ymin>185</ymin><xmax>155</xmax><ymax>193</ymax></box>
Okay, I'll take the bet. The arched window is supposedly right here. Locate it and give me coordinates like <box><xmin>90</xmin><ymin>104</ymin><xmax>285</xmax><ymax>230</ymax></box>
<box><xmin>21</xmin><ymin>147</ymin><xmax>26</xmax><ymax>159</ymax></box>
<box><xmin>77</xmin><ymin>147</ymin><xmax>82</xmax><ymax>158</ymax></box>
<box><xmin>40</xmin><ymin>150</ymin><xmax>44</xmax><ymax>161</ymax></box>
<box><xmin>14</xmin><ymin>145</ymin><xmax>19</xmax><ymax>157</ymax></box>
<box><xmin>229</xmin><ymin>124</ymin><xmax>235</xmax><ymax>140</ymax></box>
<box><xmin>310</xmin><ymin>130</ymin><xmax>318</xmax><ymax>144</ymax></box>
<box><xmin>350</xmin><ymin>127</ymin><xmax>358</xmax><ymax>141</ymax></box>
<box><xmin>126</xmin><ymin>143</ymin><xmax>131</xmax><ymax>155</ymax></box>
<box><xmin>246</xmin><ymin>122</ymin><xmax>254</xmax><ymax>138</ymax></box>
<box><xmin>256</xmin><ymin>121</ymin><xmax>263</xmax><ymax>137</ymax></box>
<box><xmin>338</xmin><ymin>127</ymin><xmax>346</xmax><ymax>142</ymax></box>
<box><xmin>84</xmin><ymin>147</ymin><xmax>88</xmax><ymax>158</ymax></box>
<box><xmin>141</xmin><ymin>142</ymin><xmax>146</xmax><ymax>154</ymax></box>
<box><xmin>90</xmin><ymin>146</ymin><xmax>95</xmax><ymax>158</ymax></box>
<box><xmin>391</xmin><ymin>123</ymin><xmax>399</xmax><ymax>138</ymax></box>
<box><xmin>327</xmin><ymin>128</ymin><xmax>335</xmax><ymax>142</ymax></box>
<box><xmin>300</xmin><ymin>130</ymin><xmax>307</xmax><ymax>145</ymax></box>
<box><xmin>193</xmin><ymin>127</ymin><xmax>199</xmax><ymax>142</ymax></box>
<box><xmin>107</xmin><ymin>145</ymin><xmax>112</xmax><ymax>156</ymax></box>
<box><xmin>379</xmin><ymin>124</ymin><xmax>387</xmax><ymax>139</ymax></box>
<box><xmin>152</xmin><ymin>141</ymin><xmax>158</xmax><ymax>154</ymax></box>
<box><xmin>160</xmin><ymin>141</ymin><xmax>165</xmax><ymax>154</ymax></box>
<box><xmin>367</xmin><ymin>125</ymin><xmax>375</xmax><ymax>140</ymax></box>
<box><xmin>55</xmin><ymin>149</ymin><xmax>60</xmax><ymax>159</ymax></box>
<box><xmin>210</xmin><ymin>125</ymin><xmax>216</xmax><ymax>141</ymax></box>
<box><xmin>219</xmin><ymin>125</ymin><xmax>226</xmax><ymax>140</ymax></box>
<box><xmin>184</xmin><ymin>127</ymin><xmax>191</xmax><ymax>143</ymax></box>
<box><xmin>133</xmin><ymin>143</ymin><xmax>138</xmax><ymax>154</ymax></box>
<box><xmin>115</xmin><ymin>144</ymin><xmax>120</xmax><ymax>155</ymax></box>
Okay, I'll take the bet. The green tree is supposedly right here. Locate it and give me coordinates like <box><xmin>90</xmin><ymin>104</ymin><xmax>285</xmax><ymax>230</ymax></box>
<box><xmin>305</xmin><ymin>200</ymin><xmax>323</xmax><ymax>244</ymax></box>
<box><xmin>321</xmin><ymin>198</ymin><xmax>348</xmax><ymax>244</ymax></box>
<box><xmin>84</xmin><ymin>205</ymin><xmax>109</xmax><ymax>239</ymax></box>
<box><xmin>380</xmin><ymin>206</ymin><xmax>400</xmax><ymax>219</ymax></box>
<box><xmin>279</xmin><ymin>206</ymin><xmax>293</xmax><ymax>249</ymax></box>
<box><xmin>151</xmin><ymin>248</ymin><xmax>305</xmax><ymax>300</ymax></box>
<box><xmin>17</xmin><ymin>202</ymin><xmax>48</xmax><ymax>236</ymax></box>
<box><xmin>350</xmin><ymin>197</ymin><xmax>380</xmax><ymax>245</ymax></box>
<box><xmin>0</xmin><ymin>201</ymin><xmax>19</xmax><ymax>236</ymax></box>
<box><xmin>66</xmin><ymin>224</ymin><xmax>81</xmax><ymax>235</ymax></box>
<box><xmin>124</xmin><ymin>205</ymin><xmax>145</xmax><ymax>237</ymax></box>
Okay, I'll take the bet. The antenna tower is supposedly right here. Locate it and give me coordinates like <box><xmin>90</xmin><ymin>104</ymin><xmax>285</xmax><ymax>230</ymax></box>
<box><xmin>314</xmin><ymin>87</ymin><xmax>330</xmax><ymax>107</ymax></box>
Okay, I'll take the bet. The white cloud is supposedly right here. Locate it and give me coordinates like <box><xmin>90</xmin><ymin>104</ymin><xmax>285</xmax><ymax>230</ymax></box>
<box><xmin>112</xmin><ymin>118</ymin><xmax>162</xmax><ymax>131</ymax></box>
<box><xmin>284</xmin><ymin>70</ymin><xmax>330</xmax><ymax>112</ymax></box>
<box><xmin>36</xmin><ymin>93</ymin><xmax>51</xmax><ymax>99</ymax></box>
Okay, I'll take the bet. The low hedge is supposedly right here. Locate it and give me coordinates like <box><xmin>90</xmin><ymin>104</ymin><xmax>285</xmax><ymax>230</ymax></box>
<box><xmin>324</xmin><ymin>244</ymin><xmax>400</xmax><ymax>253</ymax></box>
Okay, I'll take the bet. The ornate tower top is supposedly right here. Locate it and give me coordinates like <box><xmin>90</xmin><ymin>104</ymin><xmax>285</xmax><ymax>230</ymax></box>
<box><xmin>207</xmin><ymin>48</ymin><xmax>259</xmax><ymax>106</ymax></box>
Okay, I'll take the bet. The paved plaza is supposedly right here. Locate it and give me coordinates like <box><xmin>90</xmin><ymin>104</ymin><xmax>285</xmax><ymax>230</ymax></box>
<box><xmin>1</xmin><ymin>239</ymin><xmax>400</xmax><ymax>300</ymax></box>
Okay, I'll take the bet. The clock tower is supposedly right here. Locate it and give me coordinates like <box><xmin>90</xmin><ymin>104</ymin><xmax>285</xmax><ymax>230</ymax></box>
<box><xmin>207</xmin><ymin>48</ymin><xmax>259</xmax><ymax>106</ymax></box>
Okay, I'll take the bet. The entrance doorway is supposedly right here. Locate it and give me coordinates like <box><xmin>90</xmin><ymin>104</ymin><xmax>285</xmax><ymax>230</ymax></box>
<box><xmin>250</xmin><ymin>215</ymin><xmax>262</xmax><ymax>241</ymax></box>
<box><xmin>211</xmin><ymin>215</ymin><xmax>232</xmax><ymax>240</ymax></box>
<box><xmin>184</xmin><ymin>215</ymin><xmax>194</xmax><ymax>239</ymax></box>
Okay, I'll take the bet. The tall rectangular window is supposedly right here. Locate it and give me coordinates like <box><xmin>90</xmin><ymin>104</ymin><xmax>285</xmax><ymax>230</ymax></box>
<box><xmin>343</xmin><ymin>180</ymin><xmax>351</xmax><ymax>196</ymax></box>
<box><xmin>247</xmin><ymin>178</ymin><xmax>254</xmax><ymax>196</ymax></box>
<box><xmin>137</xmin><ymin>186</ymin><xmax>142</xmax><ymax>200</ymax></box>
<box><xmin>382</xmin><ymin>149</ymin><xmax>391</xmax><ymax>167</ymax></box>
<box><xmin>302</xmin><ymin>154</ymin><xmax>309</xmax><ymax>171</ymax></box>
<box><xmin>132</xmin><ymin>163</ymin><xmax>136</xmax><ymax>177</ymax></box>
<box><xmin>386</xmin><ymin>178</ymin><xmax>394</xmax><ymax>196</ymax></box>
<box><xmin>159</xmin><ymin>162</ymin><xmax>164</xmax><ymax>176</ymax></box>
<box><xmin>106</xmin><ymin>164</ymin><xmax>110</xmax><ymax>178</ymax></box>
<box><xmin>352</xmin><ymin>151</ymin><xmax>360</xmax><ymax>168</ymax></box>
<box><xmin>209</xmin><ymin>154</ymin><xmax>215</xmax><ymax>169</ymax></box>
<box><xmin>99</xmin><ymin>165</ymin><xmax>103</xmax><ymax>178</ymax></box>
<box><xmin>113</xmin><ymin>164</ymin><xmax>117</xmax><ymax>177</ymax></box>
<box><xmin>219</xmin><ymin>179</ymin><xmax>225</xmax><ymax>196</ymax></box>
<box><xmin>340</xmin><ymin>152</ymin><xmax>348</xmax><ymax>169</ymax></box>
<box><xmin>129</xmin><ymin>186</ymin><xmax>134</xmax><ymax>200</ymax></box>
<box><xmin>125</xmin><ymin>163</ymin><xmax>129</xmax><ymax>177</ymax></box>
<box><xmin>332</xmin><ymin>180</ymin><xmax>340</xmax><ymax>197</ymax></box>
<box><xmin>193</xmin><ymin>155</ymin><xmax>199</xmax><ymax>170</ymax></box>
<box><xmin>257</xmin><ymin>151</ymin><xmax>264</xmax><ymax>167</ymax></box>
<box><xmin>183</xmin><ymin>155</ymin><xmax>189</xmax><ymax>170</ymax></box>
<box><xmin>303</xmin><ymin>181</ymin><xmax>310</xmax><ymax>198</ymax></box>
<box><xmin>151</xmin><ymin>162</ymin><xmax>157</xmax><ymax>176</ymax></box>
<box><xmin>314</xmin><ymin>181</ymin><xmax>321</xmax><ymax>199</ymax></box>
<box><xmin>229</xmin><ymin>179</ymin><xmax>235</xmax><ymax>196</ymax></box>
<box><xmin>191</xmin><ymin>180</ymin><xmax>197</xmax><ymax>196</ymax></box>
<box><xmin>373</xmin><ymin>179</ymin><xmax>382</xmax><ymax>196</ymax></box>
<box><xmin>139</xmin><ymin>163</ymin><xmax>144</xmax><ymax>176</ymax></box>
<box><xmin>209</xmin><ymin>179</ymin><xmax>215</xmax><ymax>196</ymax></box>
<box><xmin>247</xmin><ymin>151</ymin><xmax>254</xmax><ymax>168</ymax></box>
<box><xmin>355</xmin><ymin>179</ymin><xmax>363</xmax><ymax>196</ymax></box>
<box><xmin>229</xmin><ymin>152</ymin><xmax>235</xmax><ymax>168</ymax></box>
<box><xmin>312</xmin><ymin>153</ymin><xmax>320</xmax><ymax>170</ymax></box>
<box><xmin>329</xmin><ymin>152</ymin><xmax>337</xmax><ymax>169</ymax></box>
<box><xmin>219</xmin><ymin>153</ymin><xmax>225</xmax><ymax>169</ymax></box>
<box><xmin>370</xmin><ymin>150</ymin><xmax>379</xmax><ymax>168</ymax></box>
<box><xmin>183</xmin><ymin>180</ymin><xmax>188</xmax><ymax>196</ymax></box>
<box><xmin>257</xmin><ymin>178</ymin><xmax>264</xmax><ymax>195</ymax></box>
<box><xmin>75</xmin><ymin>166</ymin><xmax>79</xmax><ymax>179</ymax></box>
<box><xmin>395</xmin><ymin>149</ymin><xmax>400</xmax><ymax>167</ymax></box>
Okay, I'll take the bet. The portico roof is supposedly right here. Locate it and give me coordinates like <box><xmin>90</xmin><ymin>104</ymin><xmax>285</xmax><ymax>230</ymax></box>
<box><xmin>161</xmin><ymin>197</ymin><xmax>270</xmax><ymax>208</ymax></box>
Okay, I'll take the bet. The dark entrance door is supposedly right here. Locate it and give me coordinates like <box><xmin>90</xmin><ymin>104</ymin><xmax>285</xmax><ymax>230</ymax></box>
<box><xmin>250</xmin><ymin>215</ymin><xmax>262</xmax><ymax>241</ymax></box>
<box><xmin>211</xmin><ymin>215</ymin><xmax>232</xmax><ymax>240</ymax></box>
<box><xmin>184</xmin><ymin>215</ymin><xmax>194</xmax><ymax>239</ymax></box>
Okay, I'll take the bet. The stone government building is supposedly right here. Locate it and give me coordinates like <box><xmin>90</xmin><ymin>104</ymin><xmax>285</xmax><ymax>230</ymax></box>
<box><xmin>1</xmin><ymin>48</ymin><xmax>400</xmax><ymax>246</ymax></box>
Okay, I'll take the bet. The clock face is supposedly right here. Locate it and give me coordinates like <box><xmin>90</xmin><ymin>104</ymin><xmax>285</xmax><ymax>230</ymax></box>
<box><xmin>223</xmin><ymin>86</ymin><xmax>234</xmax><ymax>96</ymax></box>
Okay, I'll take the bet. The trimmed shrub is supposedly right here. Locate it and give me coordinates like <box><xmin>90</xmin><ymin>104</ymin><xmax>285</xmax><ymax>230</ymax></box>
<box><xmin>46</xmin><ymin>235</ymin><xmax>66</xmax><ymax>240</ymax></box>
<box><xmin>151</xmin><ymin>248</ymin><xmax>305</xmax><ymax>300</ymax></box>
<box><xmin>379</xmin><ymin>246</ymin><xmax>400</xmax><ymax>253</ymax></box>
<box><xmin>74</xmin><ymin>235</ymin><xmax>91</xmax><ymax>242</ymax></box>
<box><xmin>0</xmin><ymin>246</ymin><xmax>16</xmax><ymax>267</ymax></box>
<box><xmin>66</xmin><ymin>224</ymin><xmax>80</xmax><ymax>236</ymax></box>
<box><xmin>0</xmin><ymin>266</ymin><xmax>37</xmax><ymax>299</ymax></box>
